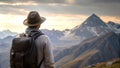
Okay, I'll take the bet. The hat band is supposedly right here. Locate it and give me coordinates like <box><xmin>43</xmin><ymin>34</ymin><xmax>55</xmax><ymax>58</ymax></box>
<box><xmin>28</xmin><ymin>19</ymin><xmax>41</xmax><ymax>24</ymax></box>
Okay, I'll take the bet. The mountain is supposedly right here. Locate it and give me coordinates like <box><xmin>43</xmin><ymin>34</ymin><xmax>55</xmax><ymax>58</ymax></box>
<box><xmin>0</xmin><ymin>36</ymin><xmax>14</xmax><ymax>52</ymax></box>
<box><xmin>70</xmin><ymin>14</ymin><xmax>111</xmax><ymax>41</ymax></box>
<box><xmin>41</xmin><ymin>29</ymin><xmax>69</xmax><ymax>46</ymax></box>
<box><xmin>0</xmin><ymin>30</ymin><xmax>17</xmax><ymax>39</ymax></box>
<box><xmin>107</xmin><ymin>21</ymin><xmax>120</xmax><ymax>33</ymax></box>
<box><xmin>41</xmin><ymin>29</ymin><xmax>79</xmax><ymax>46</ymax></box>
<box><xmin>55</xmin><ymin>32</ymin><xmax>120</xmax><ymax>68</ymax></box>
<box><xmin>107</xmin><ymin>21</ymin><xmax>120</xmax><ymax>29</ymax></box>
<box><xmin>0</xmin><ymin>52</ymin><xmax>10</xmax><ymax>68</ymax></box>
<box><xmin>41</xmin><ymin>29</ymin><xmax>64</xmax><ymax>43</ymax></box>
<box><xmin>0</xmin><ymin>36</ymin><xmax>13</xmax><ymax>68</ymax></box>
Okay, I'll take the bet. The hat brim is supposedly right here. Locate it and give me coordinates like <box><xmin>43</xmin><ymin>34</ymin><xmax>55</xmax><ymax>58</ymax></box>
<box><xmin>23</xmin><ymin>17</ymin><xmax>46</xmax><ymax>26</ymax></box>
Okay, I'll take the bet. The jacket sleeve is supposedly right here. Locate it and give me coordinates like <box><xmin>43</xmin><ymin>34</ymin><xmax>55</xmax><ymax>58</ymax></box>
<box><xmin>43</xmin><ymin>36</ymin><xmax>55</xmax><ymax>68</ymax></box>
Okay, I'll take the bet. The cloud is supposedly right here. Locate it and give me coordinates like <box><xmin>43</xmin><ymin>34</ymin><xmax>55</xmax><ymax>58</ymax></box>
<box><xmin>1</xmin><ymin>0</ymin><xmax>120</xmax><ymax>4</ymax></box>
<box><xmin>0</xmin><ymin>0</ymin><xmax>120</xmax><ymax>33</ymax></box>
<box><xmin>0</xmin><ymin>0</ymin><xmax>66</xmax><ymax>4</ymax></box>
<box><xmin>0</xmin><ymin>0</ymin><xmax>120</xmax><ymax>21</ymax></box>
<box><xmin>93</xmin><ymin>0</ymin><xmax>120</xmax><ymax>3</ymax></box>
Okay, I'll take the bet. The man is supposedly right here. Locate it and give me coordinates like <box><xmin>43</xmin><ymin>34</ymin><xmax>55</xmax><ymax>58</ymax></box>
<box><xmin>23</xmin><ymin>11</ymin><xmax>55</xmax><ymax>68</ymax></box>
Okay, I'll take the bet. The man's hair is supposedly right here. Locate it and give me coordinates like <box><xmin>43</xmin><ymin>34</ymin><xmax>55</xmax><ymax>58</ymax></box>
<box><xmin>28</xmin><ymin>26</ymin><xmax>38</xmax><ymax>28</ymax></box>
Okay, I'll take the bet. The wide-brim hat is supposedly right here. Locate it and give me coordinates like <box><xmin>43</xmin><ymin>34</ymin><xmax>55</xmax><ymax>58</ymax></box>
<box><xmin>23</xmin><ymin>11</ymin><xmax>46</xmax><ymax>26</ymax></box>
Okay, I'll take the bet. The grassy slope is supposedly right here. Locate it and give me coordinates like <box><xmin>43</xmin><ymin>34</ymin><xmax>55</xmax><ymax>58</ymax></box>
<box><xmin>87</xmin><ymin>58</ymin><xmax>120</xmax><ymax>68</ymax></box>
<box><xmin>58</xmin><ymin>49</ymin><xmax>98</xmax><ymax>68</ymax></box>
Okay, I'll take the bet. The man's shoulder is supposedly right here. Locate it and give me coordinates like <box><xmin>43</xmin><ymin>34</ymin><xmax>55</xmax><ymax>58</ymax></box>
<box><xmin>36</xmin><ymin>35</ymin><xmax>51</xmax><ymax>46</ymax></box>
<box><xmin>37</xmin><ymin>35</ymin><xmax>50</xmax><ymax>41</ymax></box>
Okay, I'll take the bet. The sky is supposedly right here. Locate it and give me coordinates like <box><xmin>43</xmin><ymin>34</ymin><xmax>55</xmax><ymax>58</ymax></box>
<box><xmin>0</xmin><ymin>0</ymin><xmax>120</xmax><ymax>33</ymax></box>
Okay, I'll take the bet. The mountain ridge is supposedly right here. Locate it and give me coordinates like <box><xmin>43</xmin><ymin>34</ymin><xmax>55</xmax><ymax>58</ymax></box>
<box><xmin>70</xmin><ymin>13</ymin><xmax>112</xmax><ymax>42</ymax></box>
<box><xmin>55</xmin><ymin>32</ymin><xmax>120</xmax><ymax>68</ymax></box>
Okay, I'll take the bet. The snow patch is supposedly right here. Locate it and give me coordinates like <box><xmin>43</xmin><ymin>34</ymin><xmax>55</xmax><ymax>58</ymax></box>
<box><xmin>60</xmin><ymin>30</ymin><xmax>81</xmax><ymax>41</ymax></box>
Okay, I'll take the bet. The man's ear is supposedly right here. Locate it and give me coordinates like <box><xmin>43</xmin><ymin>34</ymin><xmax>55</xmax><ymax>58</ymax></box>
<box><xmin>37</xmin><ymin>24</ymin><xmax>41</xmax><ymax>29</ymax></box>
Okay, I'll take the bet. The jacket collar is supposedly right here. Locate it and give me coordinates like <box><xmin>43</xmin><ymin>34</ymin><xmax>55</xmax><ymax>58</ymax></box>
<box><xmin>25</xmin><ymin>27</ymin><xmax>39</xmax><ymax>34</ymax></box>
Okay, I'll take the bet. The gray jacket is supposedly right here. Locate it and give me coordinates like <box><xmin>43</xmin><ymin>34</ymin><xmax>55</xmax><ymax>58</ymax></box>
<box><xmin>25</xmin><ymin>28</ymin><xmax>55</xmax><ymax>68</ymax></box>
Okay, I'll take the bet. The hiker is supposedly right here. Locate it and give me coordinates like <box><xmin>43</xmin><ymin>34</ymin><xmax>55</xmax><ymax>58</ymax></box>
<box><xmin>10</xmin><ymin>11</ymin><xmax>55</xmax><ymax>68</ymax></box>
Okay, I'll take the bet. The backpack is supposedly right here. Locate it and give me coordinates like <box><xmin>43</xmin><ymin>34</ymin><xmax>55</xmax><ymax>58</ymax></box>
<box><xmin>10</xmin><ymin>30</ymin><xmax>44</xmax><ymax>68</ymax></box>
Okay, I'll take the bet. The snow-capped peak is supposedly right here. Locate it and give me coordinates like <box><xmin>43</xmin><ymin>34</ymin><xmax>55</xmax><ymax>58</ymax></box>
<box><xmin>82</xmin><ymin>14</ymin><xmax>107</xmax><ymax>27</ymax></box>
<box><xmin>90</xmin><ymin>13</ymin><xmax>100</xmax><ymax>18</ymax></box>
<box><xmin>69</xmin><ymin>14</ymin><xmax>111</xmax><ymax>42</ymax></box>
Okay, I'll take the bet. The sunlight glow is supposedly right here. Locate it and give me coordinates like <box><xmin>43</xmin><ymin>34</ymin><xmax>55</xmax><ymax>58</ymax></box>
<box><xmin>0</xmin><ymin>13</ymin><xmax>120</xmax><ymax>33</ymax></box>
<box><xmin>0</xmin><ymin>13</ymin><xmax>88</xmax><ymax>33</ymax></box>
<box><xmin>0</xmin><ymin>2</ymin><xmax>38</xmax><ymax>6</ymax></box>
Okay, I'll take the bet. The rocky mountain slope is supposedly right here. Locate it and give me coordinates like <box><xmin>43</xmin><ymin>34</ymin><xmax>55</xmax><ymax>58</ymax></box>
<box><xmin>107</xmin><ymin>21</ymin><xmax>120</xmax><ymax>33</ymax></box>
<box><xmin>70</xmin><ymin>14</ymin><xmax>111</xmax><ymax>41</ymax></box>
<box><xmin>0</xmin><ymin>30</ymin><xmax>17</xmax><ymax>39</ymax></box>
<box><xmin>55</xmin><ymin>32</ymin><xmax>120</xmax><ymax>68</ymax></box>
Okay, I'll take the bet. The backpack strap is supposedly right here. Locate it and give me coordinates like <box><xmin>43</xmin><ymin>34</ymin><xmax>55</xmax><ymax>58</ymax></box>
<box><xmin>38</xmin><ymin>57</ymin><xmax>44</xmax><ymax>68</ymax></box>
<box><xmin>29</xmin><ymin>30</ymin><xmax>45</xmax><ymax>68</ymax></box>
<box><xmin>29</xmin><ymin>30</ymin><xmax>44</xmax><ymax>39</ymax></box>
